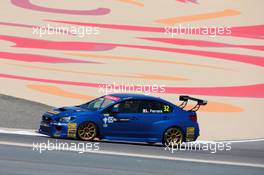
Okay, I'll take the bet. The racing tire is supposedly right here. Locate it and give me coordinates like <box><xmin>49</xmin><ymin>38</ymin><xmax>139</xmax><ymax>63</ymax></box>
<box><xmin>163</xmin><ymin>127</ymin><xmax>183</xmax><ymax>146</ymax></box>
<box><xmin>77</xmin><ymin>122</ymin><xmax>97</xmax><ymax>141</ymax></box>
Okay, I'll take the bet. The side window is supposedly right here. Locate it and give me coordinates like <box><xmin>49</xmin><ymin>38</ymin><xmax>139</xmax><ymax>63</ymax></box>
<box><xmin>116</xmin><ymin>100</ymin><xmax>141</xmax><ymax>113</ymax></box>
<box><xmin>140</xmin><ymin>100</ymin><xmax>172</xmax><ymax>114</ymax></box>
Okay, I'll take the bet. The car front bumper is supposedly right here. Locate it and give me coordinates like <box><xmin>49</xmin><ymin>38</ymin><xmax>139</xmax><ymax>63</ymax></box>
<box><xmin>39</xmin><ymin>121</ymin><xmax>77</xmax><ymax>139</ymax></box>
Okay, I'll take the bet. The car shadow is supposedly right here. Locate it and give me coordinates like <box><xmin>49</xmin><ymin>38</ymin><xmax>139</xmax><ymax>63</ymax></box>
<box><xmin>36</xmin><ymin>131</ymin><xmax>164</xmax><ymax>147</ymax></box>
<box><xmin>94</xmin><ymin>139</ymin><xmax>164</xmax><ymax>147</ymax></box>
<box><xmin>37</xmin><ymin>135</ymin><xmax>164</xmax><ymax>148</ymax></box>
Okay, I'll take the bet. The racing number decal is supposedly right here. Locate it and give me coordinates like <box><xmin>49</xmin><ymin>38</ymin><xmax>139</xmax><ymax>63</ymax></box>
<box><xmin>68</xmin><ymin>123</ymin><xmax>77</xmax><ymax>138</ymax></box>
<box><xmin>163</xmin><ymin>105</ymin><xmax>170</xmax><ymax>112</ymax></box>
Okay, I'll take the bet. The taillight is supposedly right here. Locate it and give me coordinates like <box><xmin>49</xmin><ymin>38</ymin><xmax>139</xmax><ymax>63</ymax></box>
<box><xmin>189</xmin><ymin>114</ymin><xmax>197</xmax><ymax>122</ymax></box>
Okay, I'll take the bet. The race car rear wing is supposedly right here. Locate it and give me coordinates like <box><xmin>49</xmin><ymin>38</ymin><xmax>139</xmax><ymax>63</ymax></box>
<box><xmin>179</xmin><ymin>95</ymin><xmax>207</xmax><ymax>112</ymax></box>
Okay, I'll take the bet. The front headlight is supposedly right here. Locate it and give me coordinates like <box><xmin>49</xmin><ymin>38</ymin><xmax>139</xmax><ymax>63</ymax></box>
<box><xmin>59</xmin><ymin>116</ymin><xmax>76</xmax><ymax>123</ymax></box>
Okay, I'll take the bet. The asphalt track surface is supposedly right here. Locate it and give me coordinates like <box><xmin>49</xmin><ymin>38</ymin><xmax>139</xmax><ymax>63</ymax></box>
<box><xmin>0</xmin><ymin>94</ymin><xmax>264</xmax><ymax>175</ymax></box>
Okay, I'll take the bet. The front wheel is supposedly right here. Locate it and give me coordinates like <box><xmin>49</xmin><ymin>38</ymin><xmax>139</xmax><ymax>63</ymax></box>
<box><xmin>77</xmin><ymin>122</ymin><xmax>97</xmax><ymax>141</ymax></box>
<box><xmin>163</xmin><ymin>127</ymin><xmax>183</xmax><ymax>146</ymax></box>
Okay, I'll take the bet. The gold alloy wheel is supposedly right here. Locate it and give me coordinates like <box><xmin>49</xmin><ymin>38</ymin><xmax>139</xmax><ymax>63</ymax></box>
<box><xmin>77</xmin><ymin>122</ymin><xmax>97</xmax><ymax>141</ymax></box>
<box><xmin>164</xmin><ymin>127</ymin><xmax>183</xmax><ymax>146</ymax></box>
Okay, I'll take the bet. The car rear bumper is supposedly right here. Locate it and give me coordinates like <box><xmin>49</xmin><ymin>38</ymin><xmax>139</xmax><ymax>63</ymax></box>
<box><xmin>185</xmin><ymin>124</ymin><xmax>199</xmax><ymax>142</ymax></box>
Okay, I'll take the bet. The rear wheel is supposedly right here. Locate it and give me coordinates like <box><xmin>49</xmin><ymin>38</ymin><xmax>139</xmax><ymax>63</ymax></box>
<box><xmin>163</xmin><ymin>127</ymin><xmax>183</xmax><ymax>146</ymax></box>
<box><xmin>77</xmin><ymin>122</ymin><xmax>97</xmax><ymax>141</ymax></box>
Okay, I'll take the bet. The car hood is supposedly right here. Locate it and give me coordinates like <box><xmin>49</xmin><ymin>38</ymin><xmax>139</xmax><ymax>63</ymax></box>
<box><xmin>45</xmin><ymin>106</ymin><xmax>97</xmax><ymax>120</ymax></box>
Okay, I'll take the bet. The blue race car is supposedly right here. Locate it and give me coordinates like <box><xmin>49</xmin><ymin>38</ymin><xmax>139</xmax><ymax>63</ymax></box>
<box><xmin>39</xmin><ymin>93</ymin><xmax>207</xmax><ymax>145</ymax></box>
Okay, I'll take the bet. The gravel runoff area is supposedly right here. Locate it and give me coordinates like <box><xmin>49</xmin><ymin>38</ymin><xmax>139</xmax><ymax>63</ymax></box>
<box><xmin>0</xmin><ymin>94</ymin><xmax>53</xmax><ymax>129</ymax></box>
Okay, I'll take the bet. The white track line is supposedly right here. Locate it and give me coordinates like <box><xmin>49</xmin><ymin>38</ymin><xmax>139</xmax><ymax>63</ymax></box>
<box><xmin>0</xmin><ymin>127</ymin><xmax>264</xmax><ymax>168</ymax></box>
<box><xmin>0</xmin><ymin>141</ymin><xmax>263</xmax><ymax>168</ymax></box>
<box><xmin>220</xmin><ymin>138</ymin><xmax>264</xmax><ymax>143</ymax></box>
<box><xmin>0</xmin><ymin>127</ymin><xmax>46</xmax><ymax>137</ymax></box>
<box><xmin>1</xmin><ymin>127</ymin><xmax>264</xmax><ymax>143</ymax></box>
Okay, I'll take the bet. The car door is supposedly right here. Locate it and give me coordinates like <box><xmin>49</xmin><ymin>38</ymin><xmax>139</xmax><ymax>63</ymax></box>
<box><xmin>101</xmin><ymin>100</ymin><xmax>142</xmax><ymax>138</ymax></box>
<box><xmin>136</xmin><ymin>100</ymin><xmax>173</xmax><ymax>138</ymax></box>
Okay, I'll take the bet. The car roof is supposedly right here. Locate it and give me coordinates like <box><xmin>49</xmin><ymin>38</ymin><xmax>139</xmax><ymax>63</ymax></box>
<box><xmin>108</xmin><ymin>93</ymin><xmax>169</xmax><ymax>102</ymax></box>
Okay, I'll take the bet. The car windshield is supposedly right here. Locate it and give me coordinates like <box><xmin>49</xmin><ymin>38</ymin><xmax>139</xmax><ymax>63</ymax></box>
<box><xmin>79</xmin><ymin>96</ymin><xmax>117</xmax><ymax>111</ymax></box>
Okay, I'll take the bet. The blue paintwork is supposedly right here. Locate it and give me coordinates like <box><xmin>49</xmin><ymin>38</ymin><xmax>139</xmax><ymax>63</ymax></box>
<box><xmin>39</xmin><ymin>93</ymin><xmax>200</xmax><ymax>143</ymax></box>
